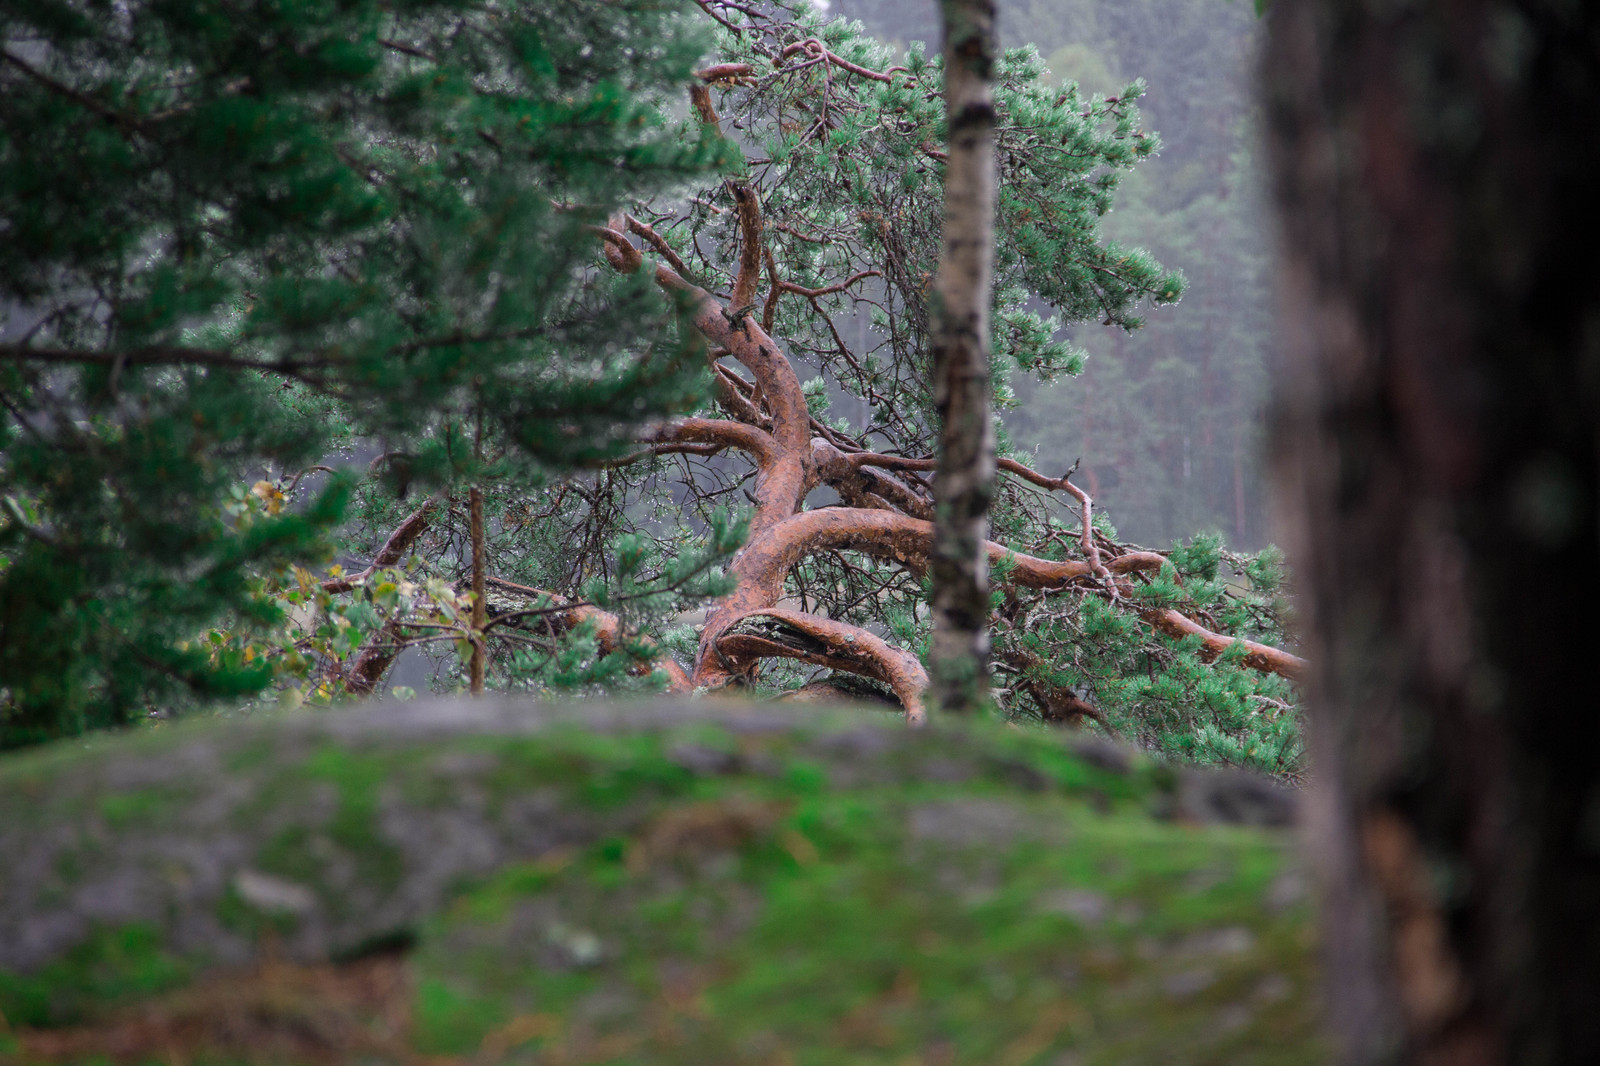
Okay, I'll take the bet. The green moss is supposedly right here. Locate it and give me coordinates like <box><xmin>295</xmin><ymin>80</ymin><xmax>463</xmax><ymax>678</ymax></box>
<box><xmin>411</xmin><ymin>783</ymin><xmax>1323</xmax><ymax>1065</ymax></box>
<box><xmin>288</xmin><ymin>744</ymin><xmax>405</xmax><ymax>895</ymax></box>
<box><xmin>0</xmin><ymin>710</ymin><xmax>1322</xmax><ymax>1062</ymax></box>
<box><xmin>0</xmin><ymin>924</ymin><xmax>191</xmax><ymax>1029</ymax></box>
<box><xmin>485</xmin><ymin>730</ymin><xmax>699</xmax><ymax>810</ymax></box>
<box><xmin>98</xmin><ymin>786</ymin><xmax>187</xmax><ymax>828</ymax></box>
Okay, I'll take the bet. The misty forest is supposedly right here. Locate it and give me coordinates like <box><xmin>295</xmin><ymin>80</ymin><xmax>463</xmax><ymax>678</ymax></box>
<box><xmin>4</xmin><ymin>0</ymin><xmax>1596</xmax><ymax>1063</ymax></box>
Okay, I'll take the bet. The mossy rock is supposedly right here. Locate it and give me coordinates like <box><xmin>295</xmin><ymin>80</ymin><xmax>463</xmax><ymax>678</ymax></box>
<box><xmin>0</xmin><ymin>699</ymin><xmax>1323</xmax><ymax>1064</ymax></box>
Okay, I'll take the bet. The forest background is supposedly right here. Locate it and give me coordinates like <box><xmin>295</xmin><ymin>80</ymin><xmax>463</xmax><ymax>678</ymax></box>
<box><xmin>836</xmin><ymin>0</ymin><xmax>1274</xmax><ymax>549</ymax></box>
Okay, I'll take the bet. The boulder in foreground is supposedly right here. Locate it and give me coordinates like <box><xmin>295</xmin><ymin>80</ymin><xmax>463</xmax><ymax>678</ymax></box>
<box><xmin>0</xmin><ymin>699</ymin><xmax>1321</xmax><ymax>1064</ymax></box>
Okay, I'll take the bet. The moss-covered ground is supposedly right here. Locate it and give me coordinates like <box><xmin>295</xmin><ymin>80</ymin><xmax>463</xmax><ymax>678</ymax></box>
<box><xmin>0</xmin><ymin>701</ymin><xmax>1324</xmax><ymax>1064</ymax></box>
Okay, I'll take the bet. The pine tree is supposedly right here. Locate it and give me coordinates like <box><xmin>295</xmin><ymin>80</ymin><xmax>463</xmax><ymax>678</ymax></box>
<box><xmin>3</xmin><ymin>1</ymin><xmax>1308</xmax><ymax>779</ymax></box>
<box><xmin>324</xmin><ymin>3</ymin><xmax>1303</xmax><ymax>774</ymax></box>
<box><xmin>0</xmin><ymin>0</ymin><xmax>729</xmax><ymax>746</ymax></box>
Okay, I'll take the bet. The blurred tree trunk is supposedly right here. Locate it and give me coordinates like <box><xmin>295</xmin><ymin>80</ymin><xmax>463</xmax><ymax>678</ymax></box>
<box><xmin>930</xmin><ymin>0</ymin><xmax>999</xmax><ymax>714</ymax></box>
<box><xmin>1264</xmin><ymin>2</ymin><xmax>1600</xmax><ymax>1064</ymax></box>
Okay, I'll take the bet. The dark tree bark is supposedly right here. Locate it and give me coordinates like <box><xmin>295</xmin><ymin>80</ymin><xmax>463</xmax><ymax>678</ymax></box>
<box><xmin>1264</xmin><ymin>2</ymin><xmax>1600</xmax><ymax>1063</ymax></box>
<box><xmin>930</xmin><ymin>0</ymin><xmax>999</xmax><ymax>714</ymax></box>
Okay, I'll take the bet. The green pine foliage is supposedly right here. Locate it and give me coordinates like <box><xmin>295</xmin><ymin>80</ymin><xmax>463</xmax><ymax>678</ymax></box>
<box><xmin>997</xmin><ymin>534</ymin><xmax>1302</xmax><ymax>777</ymax></box>
<box><xmin>0</xmin><ymin>0</ymin><xmax>732</xmax><ymax>746</ymax></box>
<box><xmin>696</xmin><ymin>19</ymin><xmax>1183</xmax><ymax>445</ymax></box>
<box><xmin>2</xmin><ymin>0</ymin><xmax>1305</xmax><ymax>779</ymax></box>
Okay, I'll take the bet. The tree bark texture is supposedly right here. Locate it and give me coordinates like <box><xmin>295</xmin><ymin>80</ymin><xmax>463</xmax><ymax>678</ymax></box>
<box><xmin>930</xmin><ymin>0</ymin><xmax>999</xmax><ymax>714</ymax></box>
<box><xmin>1264</xmin><ymin>2</ymin><xmax>1600</xmax><ymax>1063</ymax></box>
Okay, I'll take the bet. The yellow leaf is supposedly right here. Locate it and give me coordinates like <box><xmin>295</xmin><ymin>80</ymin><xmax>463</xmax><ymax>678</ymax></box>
<box><xmin>250</xmin><ymin>480</ymin><xmax>285</xmax><ymax>515</ymax></box>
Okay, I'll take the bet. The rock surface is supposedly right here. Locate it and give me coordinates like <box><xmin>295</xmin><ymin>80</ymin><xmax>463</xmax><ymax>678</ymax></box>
<box><xmin>0</xmin><ymin>699</ymin><xmax>1322</xmax><ymax>1064</ymax></box>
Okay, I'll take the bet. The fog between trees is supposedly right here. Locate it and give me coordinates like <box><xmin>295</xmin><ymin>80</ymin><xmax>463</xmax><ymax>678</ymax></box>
<box><xmin>837</xmin><ymin>0</ymin><xmax>1275</xmax><ymax>549</ymax></box>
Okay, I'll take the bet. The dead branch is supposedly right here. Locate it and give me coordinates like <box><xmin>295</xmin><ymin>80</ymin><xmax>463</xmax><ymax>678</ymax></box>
<box><xmin>645</xmin><ymin>416</ymin><xmax>779</xmax><ymax>467</ymax></box>
<box><xmin>727</xmin><ymin>180</ymin><xmax>765</xmax><ymax>313</ymax></box>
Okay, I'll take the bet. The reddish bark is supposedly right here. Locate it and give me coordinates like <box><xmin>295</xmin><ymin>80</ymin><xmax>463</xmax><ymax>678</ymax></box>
<box><xmin>1138</xmin><ymin>607</ymin><xmax>1306</xmax><ymax>682</ymax></box>
<box><xmin>714</xmin><ymin>607</ymin><xmax>928</xmax><ymax>724</ymax></box>
<box><xmin>339</xmin><ymin>53</ymin><xmax>1304</xmax><ymax>719</ymax></box>
<box><xmin>585</xmin><ymin>196</ymin><xmax>1302</xmax><ymax>717</ymax></box>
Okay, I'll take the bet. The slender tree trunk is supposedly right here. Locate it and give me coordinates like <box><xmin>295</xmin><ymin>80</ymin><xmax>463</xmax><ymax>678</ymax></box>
<box><xmin>1264</xmin><ymin>2</ymin><xmax>1600</xmax><ymax>1062</ymax></box>
<box><xmin>929</xmin><ymin>0</ymin><xmax>998</xmax><ymax>715</ymax></box>
<box><xmin>468</xmin><ymin>486</ymin><xmax>486</xmax><ymax>696</ymax></box>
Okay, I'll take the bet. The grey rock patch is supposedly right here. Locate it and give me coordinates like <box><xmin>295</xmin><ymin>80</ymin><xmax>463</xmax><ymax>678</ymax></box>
<box><xmin>545</xmin><ymin>922</ymin><xmax>605</xmax><ymax>968</ymax></box>
<box><xmin>1067</xmin><ymin>736</ymin><xmax>1132</xmax><ymax>774</ymax></box>
<box><xmin>908</xmin><ymin>799</ymin><xmax>1029</xmax><ymax>848</ymax></box>
<box><xmin>668</xmin><ymin>742</ymin><xmax>740</xmax><ymax>776</ymax></box>
<box><xmin>1173</xmin><ymin>768</ymin><xmax>1298</xmax><ymax>827</ymax></box>
<box><xmin>1215</xmin><ymin>1002</ymin><xmax>1255</xmax><ymax>1033</ymax></box>
<box><xmin>1252</xmin><ymin>973</ymin><xmax>1293</xmax><ymax>1004</ymax></box>
<box><xmin>1163</xmin><ymin>967</ymin><xmax>1218</xmax><ymax>1000</ymax></box>
<box><xmin>811</xmin><ymin>726</ymin><xmax>896</xmax><ymax>759</ymax></box>
<box><xmin>1036</xmin><ymin>889</ymin><xmax>1111</xmax><ymax>927</ymax></box>
<box><xmin>1174</xmin><ymin>926</ymin><xmax>1256</xmax><ymax>957</ymax></box>
<box><xmin>1264</xmin><ymin>868</ymin><xmax>1308</xmax><ymax>913</ymax></box>
<box><xmin>232</xmin><ymin>869</ymin><xmax>317</xmax><ymax>914</ymax></box>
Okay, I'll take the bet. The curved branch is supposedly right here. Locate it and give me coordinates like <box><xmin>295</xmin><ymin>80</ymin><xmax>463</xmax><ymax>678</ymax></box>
<box><xmin>344</xmin><ymin>627</ymin><xmax>406</xmax><ymax>696</ymax></box>
<box><xmin>714</xmin><ymin>507</ymin><xmax>1164</xmax><ymax>612</ymax></box>
<box><xmin>322</xmin><ymin>499</ymin><xmax>437</xmax><ymax>595</ymax></box>
<box><xmin>775</xmin><ymin>269</ymin><xmax>881</xmax><ymax>299</ymax></box>
<box><xmin>775</xmin><ymin>38</ymin><xmax>911</xmax><ymax>85</ymax></box>
<box><xmin>858</xmin><ymin>452</ymin><xmax>1110</xmax><ymax>577</ymax></box>
<box><xmin>624</xmin><ymin>213</ymin><xmax>695</xmax><ymax>282</ymax></box>
<box><xmin>696</xmin><ymin>62</ymin><xmax>756</xmax><ymax>83</ymax></box>
<box><xmin>811</xmin><ymin>438</ymin><xmax>933</xmax><ymax>520</ymax></box>
<box><xmin>714</xmin><ymin>607</ymin><xmax>927</xmax><ymax>723</ymax></box>
<box><xmin>693</xmin><ymin>506</ymin><xmax>1163</xmax><ymax>689</ymax></box>
<box><xmin>1139</xmin><ymin>608</ymin><xmax>1307</xmax><ymax>682</ymax></box>
<box><xmin>593</xmin><ymin>226</ymin><xmax>812</xmax><ymax>538</ymax></box>
<box><xmin>589</xmin><ymin>221</ymin><xmax>644</xmax><ymax>273</ymax></box>
<box><xmin>647</xmin><ymin>416</ymin><xmax>778</xmax><ymax>468</ymax></box>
